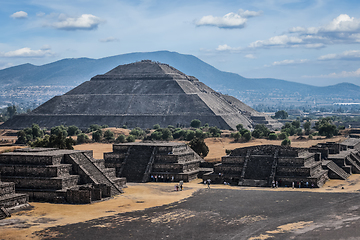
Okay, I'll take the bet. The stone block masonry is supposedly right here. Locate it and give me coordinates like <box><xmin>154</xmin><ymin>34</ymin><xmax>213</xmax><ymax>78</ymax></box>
<box><xmin>0</xmin><ymin>148</ymin><xmax>126</xmax><ymax>204</ymax></box>
<box><xmin>104</xmin><ymin>142</ymin><xmax>202</xmax><ymax>183</ymax></box>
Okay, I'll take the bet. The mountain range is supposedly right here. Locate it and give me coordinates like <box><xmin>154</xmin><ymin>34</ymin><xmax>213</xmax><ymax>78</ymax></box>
<box><xmin>0</xmin><ymin>50</ymin><xmax>359</xmax><ymax>109</ymax></box>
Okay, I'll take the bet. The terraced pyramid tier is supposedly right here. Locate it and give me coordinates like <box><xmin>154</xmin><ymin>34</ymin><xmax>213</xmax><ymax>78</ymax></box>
<box><xmin>2</xmin><ymin>60</ymin><xmax>281</xmax><ymax>130</ymax></box>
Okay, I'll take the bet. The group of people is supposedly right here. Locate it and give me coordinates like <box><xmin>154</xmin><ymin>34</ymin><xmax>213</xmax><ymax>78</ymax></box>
<box><xmin>150</xmin><ymin>175</ymin><xmax>174</xmax><ymax>182</ymax></box>
<box><xmin>291</xmin><ymin>181</ymin><xmax>315</xmax><ymax>188</ymax></box>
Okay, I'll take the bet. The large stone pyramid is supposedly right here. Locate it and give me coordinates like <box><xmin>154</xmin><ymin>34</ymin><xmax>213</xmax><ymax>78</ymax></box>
<box><xmin>1</xmin><ymin>60</ymin><xmax>281</xmax><ymax>130</ymax></box>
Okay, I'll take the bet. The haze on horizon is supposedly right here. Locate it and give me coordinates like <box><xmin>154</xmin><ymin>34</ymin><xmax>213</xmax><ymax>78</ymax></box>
<box><xmin>1</xmin><ymin>0</ymin><xmax>360</xmax><ymax>87</ymax></box>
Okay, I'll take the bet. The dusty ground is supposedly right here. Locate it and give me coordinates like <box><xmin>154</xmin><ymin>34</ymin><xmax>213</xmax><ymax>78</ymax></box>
<box><xmin>2</xmin><ymin>175</ymin><xmax>360</xmax><ymax>240</ymax></box>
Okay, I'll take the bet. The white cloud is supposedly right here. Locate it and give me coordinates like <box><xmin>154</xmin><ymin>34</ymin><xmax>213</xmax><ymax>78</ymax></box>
<box><xmin>0</xmin><ymin>47</ymin><xmax>54</xmax><ymax>58</ymax></box>
<box><xmin>238</xmin><ymin>9</ymin><xmax>262</xmax><ymax>18</ymax></box>
<box><xmin>318</xmin><ymin>50</ymin><xmax>360</xmax><ymax>60</ymax></box>
<box><xmin>216</xmin><ymin>44</ymin><xmax>241</xmax><ymax>51</ymax></box>
<box><xmin>271</xmin><ymin>59</ymin><xmax>308</xmax><ymax>66</ymax></box>
<box><xmin>303</xmin><ymin>68</ymin><xmax>360</xmax><ymax>78</ymax></box>
<box><xmin>249</xmin><ymin>35</ymin><xmax>303</xmax><ymax>48</ymax></box>
<box><xmin>245</xmin><ymin>54</ymin><xmax>256</xmax><ymax>59</ymax></box>
<box><xmin>196</xmin><ymin>9</ymin><xmax>261</xmax><ymax>29</ymax></box>
<box><xmin>10</xmin><ymin>11</ymin><xmax>28</xmax><ymax>19</ymax></box>
<box><xmin>253</xmin><ymin>14</ymin><xmax>360</xmax><ymax>49</ymax></box>
<box><xmin>196</xmin><ymin>12</ymin><xmax>247</xmax><ymax>29</ymax></box>
<box><xmin>51</xmin><ymin>14</ymin><xmax>104</xmax><ymax>30</ymax></box>
<box><xmin>99</xmin><ymin>37</ymin><xmax>119</xmax><ymax>43</ymax></box>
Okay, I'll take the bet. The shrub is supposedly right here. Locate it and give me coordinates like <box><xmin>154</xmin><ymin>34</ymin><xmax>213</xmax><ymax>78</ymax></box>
<box><xmin>208</xmin><ymin>126</ymin><xmax>221</xmax><ymax>137</ymax></box>
<box><xmin>89</xmin><ymin>124</ymin><xmax>101</xmax><ymax>132</ymax></box>
<box><xmin>233</xmin><ymin>132</ymin><xmax>242</xmax><ymax>141</ymax></box>
<box><xmin>243</xmin><ymin>131</ymin><xmax>251</xmax><ymax>142</ymax></box>
<box><xmin>150</xmin><ymin>131</ymin><xmax>163</xmax><ymax>140</ymax></box>
<box><xmin>188</xmin><ymin>138</ymin><xmax>209</xmax><ymax>158</ymax></box>
<box><xmin>68</xmin><ymin>125</ymin><xmax>81</xmax><ymax>136</ymax></box>
<box><xmin>77</xmin><ymin>133</ymin><xmax>89</xmax><ymax>144</ymax></box>
<box><xmin>236</xmin><ymin>124</ymin><xmax>244</xmax><ymax>131</ymax></box>
<box><xmin>190</xmin><ymin>119</ymin><xmax>201</xmax><ymax>128</ymax></box>
<box><xmin>116</xmin><ymin>134</ymin><xmax>126</xmax><ymax>143</ymax></box>
<box><xmin>92</xmin><ymin>129</ymin><xmax>102</xmax><ymax>142</ymax></box>
<box><xmin>252</xmin><ymin>124</ymin><xmax>270</xmax><ymax>138</ymax></box>
<box><xmin>185</xmin><ymin>130</ymin><xmax>196</xmax><ymax>141</ymax></box>
<box><xmin>51</xmin><ymin>125</ymin><xmax>68</xmax><ymax>137</ymax></box>
<box><xmin>103</xmin><ymin>130</ymin><xmax>114</xmax><ymax>141</ymax></box>
<box><xmin>130</xmin><ymin>127</ymin><xmax>145</xmax><ymax>139</ymax></box>
<box><xmin>281</xmin><ymin>138</ymin><xmax>291</xmax><ymax>146</ymax></box>
<box><xmin>153</xmin><ymin>124</ymin><xmax>160</xmax><ymax>130</ymax></box>
<box><xmin>101</xmin><ymin>125</ymin><xmax>109</xmax><ymax>128</ymax></box>
<box><xmin>126</xmin><ymin>135</ymin><xmax>135</xmax><ymax>142</ymax></box>
<box><xmin>268</xmin><ymin>133</ymin><xmax>278</xmax><ymax>140</ymax></box>
<box><xmin>277</xmin><ymin>132</ymin><xmax>288</xmax><ymax>140</ymax></box>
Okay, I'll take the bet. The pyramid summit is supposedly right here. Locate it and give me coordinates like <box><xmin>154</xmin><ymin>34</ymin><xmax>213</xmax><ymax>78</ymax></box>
<box><xmin>1</xmin><ymin>60</ymin><xmax>281</xmax><ymax>130</ymax></box>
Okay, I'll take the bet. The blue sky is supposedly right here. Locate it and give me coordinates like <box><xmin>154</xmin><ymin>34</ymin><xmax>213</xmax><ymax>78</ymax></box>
<box><xmin>1</xmin><ymin>0</ymin><xmax>360</xmax><ymax>86</ymax></box>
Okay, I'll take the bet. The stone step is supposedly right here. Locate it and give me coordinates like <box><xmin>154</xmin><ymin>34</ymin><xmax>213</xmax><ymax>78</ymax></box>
<box><xmin>1</xmin><ymin>175</ymin><xmax>80</xmax><ymax>190</ymax></box>
<box><xmin>0</xmin><ymin>207</ymin><xmax>10</xmax><ymax>220</ymax></box>
<box><xmin>322</xmin><ymin>160</ymin><xmax>348</xmax><ymax>180</ymax></box>
<box><xmin>0</xmin><ymin>164</ymin><xmax>73</xmax><ymax>177</ymax></box>
<box><xmin>67</xmin><ymin>153</ymin><xmax>122</xmax><ymax>196</ymax></box>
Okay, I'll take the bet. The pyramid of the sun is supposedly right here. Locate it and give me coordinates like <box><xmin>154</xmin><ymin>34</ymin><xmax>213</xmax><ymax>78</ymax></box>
<box><xmin>1</xmin><ymin>60</ymin><xmax>281</xmax><ymax>130</ymax></box>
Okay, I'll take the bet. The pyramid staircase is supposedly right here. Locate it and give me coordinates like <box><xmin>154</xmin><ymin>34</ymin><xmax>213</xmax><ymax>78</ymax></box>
<box><xmin>322</xmin><ymin>160</ymin><xmax>350</xmax><ymax>180</ymax></box>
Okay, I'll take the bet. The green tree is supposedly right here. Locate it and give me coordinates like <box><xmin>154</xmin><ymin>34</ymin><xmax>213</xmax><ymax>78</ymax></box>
<box><xmin>208</xmin><ymin>126</ymin><xmax>221</xmax><ymax>137</ymax></box>
<box><xmin>150</xmin><ymin>131</ymin><xmax>163</xmax><ymax>140</ymax></box>
<box><xmin>277</xmin><ymin>132</ymin><xmax>288</xmax><ymax>140</ymax></box>
<box><xmin>67</xmin><ymin>125</ymin><xmax>81</xmax><ymax>136</ymax></box>
<box><xmin>89</xmin><ymin>124</ymin><xmax>101</xmax><ymax>132</ymax></box>
<box><xmin>233</xmin><ymin>132</ymin><xmax>242</xmax><ymax>141</ymax></box>
<box><xmin>252</xmin><ymin>124</ymin><xmax>270</xmax><ymax>138</ymax></box>
<box><xmin>185</xmin><ymin>130</ymin><xmax>196</xmax><ymax>141</ymax></box>
<box><xmin>161</xmin><ymin>128</ymin><xmax>173</xmax><ymax>140</ymax></box>
<box><xmin>116</xmin><ymin>134</ymin><xmax>126</xmax><ymax>143</ymax></box>
<box><xmin>303</xmin><ymin>121</ymin><xmax>311</xmax><ymax>135</ymax></box>
<box><xmin>190</xmin><ymin>119</ymin><xmax>201</xmax><ymax>128</ymax></box>
<box><xmin>236</xmin><ymin>124</ymin><xmax>244</xmax><ymax>131</ymax></box>
<box><xmin>77</xmin><ymin>133</ymin><xmax>89</xmax><ymax>144</ymax></box>
<box><xmin>153</xmin><ymin>124</ymin><xmax>160</xmax><ymax>130</ymax></box>
<box><xmin>188</xmin><ymin>138</ymin><xmax>209</xmax><ymax>158</ymax></box>
<box><xmin>104</xmin><ymin>129</ymin><xmax>114</xmax><ymax>141</ymax></box>
<box><xmin>281</xmin><ymin>138</ymin><xmax>291</xmax><ymax>146</ymax></box>
<box><xmin>268</xmin><ymin>133</ymin><xmax>278</xmax><ymax>140</ymax></box>
<box><xmin>243</xmin><ymin>131</ymin><xmax>251</xmax><ymax>142</ymax></box>
<box><xmin>126</xmin><ymin>135</ymin><xmax>136</xmax><ymax>142</ymax></box>
<box><xmin>315</xmin><ymin>117</ymin><xmax>338</xmax><ymax>138</ymax></box>
<box><xmin>130</xmin><ymin>127</ymin><xmax>145</xmax><ymax>139</ymax></box>
<box><xmin>92</xmin><ymin>129</ymin><xmax>102</xmax><ymax>142</ymax></box>
<box><xmin>51</xmin><ymin>125</ymin><xmax>68</xmax><ymax>137</ymax></box>
<box><xmin>31</xmin><ymin>124</ymin><xmax>43</xmax><ymax>139</ymax></box>
<box><xmin>274</xmin><ymin>110</ymin><xmax>288</xmax><ymax>119</ymax></box>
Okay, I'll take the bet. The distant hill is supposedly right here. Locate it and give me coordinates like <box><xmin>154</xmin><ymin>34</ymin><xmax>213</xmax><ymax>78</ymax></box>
<box><xmin>0</xmin><ymin>50</ymin><xmax>359</xmax><ymax>108</ymax></box>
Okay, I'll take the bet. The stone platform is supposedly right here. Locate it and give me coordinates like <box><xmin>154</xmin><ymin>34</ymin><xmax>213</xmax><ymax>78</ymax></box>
<box><xmin>0</xmin><ymin>148</ymin><xmax>126</xmax><ymax>204</ymax></box>
<box><xmin>104</xmin><ymin>142</ymin><xmax>202</xmax><ymax>183</ymax></box>
<box><xmin>0</xmin><ymin>177</ymin><xmax>29</xmax><ymax>220</ymax></box>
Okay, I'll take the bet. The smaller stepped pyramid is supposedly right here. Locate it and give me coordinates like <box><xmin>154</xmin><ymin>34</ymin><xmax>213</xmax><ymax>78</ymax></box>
<box><xmin>0</xmin><ymin>174</ymin><xmax>29</xmax><ymax>220</ymax></box>
<box><xmin>1</xmin><ymin>60</ymin><xmax>282</xmax><ymax>130</ymax></box>
<box><xmin>0</xmin><ymin>148</ymin><xmax>126</xmax><ymax>204</ymax></box>
<box><xmin>104</xmin><ymin>142</ymin><xmax>202</xmax><ymax>183</ymax></box>
<box><xmin>204</xmin><ymin>145</ymin><xmax>329</xmax><ymax>188</ymax></box>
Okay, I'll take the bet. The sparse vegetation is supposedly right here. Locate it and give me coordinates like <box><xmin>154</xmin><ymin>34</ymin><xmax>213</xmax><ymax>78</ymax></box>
<box><xmin>188</xmin><ymin>138</ymin><xmax>209</xmax><ymax>158</ymax></box>
<box><xmin>190</xmin><ymin>119</ymin><xmax>201</xmax><ymax>128</ymax></box>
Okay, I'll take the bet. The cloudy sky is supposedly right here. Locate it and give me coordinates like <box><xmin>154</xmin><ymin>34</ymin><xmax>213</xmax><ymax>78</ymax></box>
<box><xmin>1</xmin><ymin>0</ymin><xmax>360</xmax><ymax>86</ymax></box>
